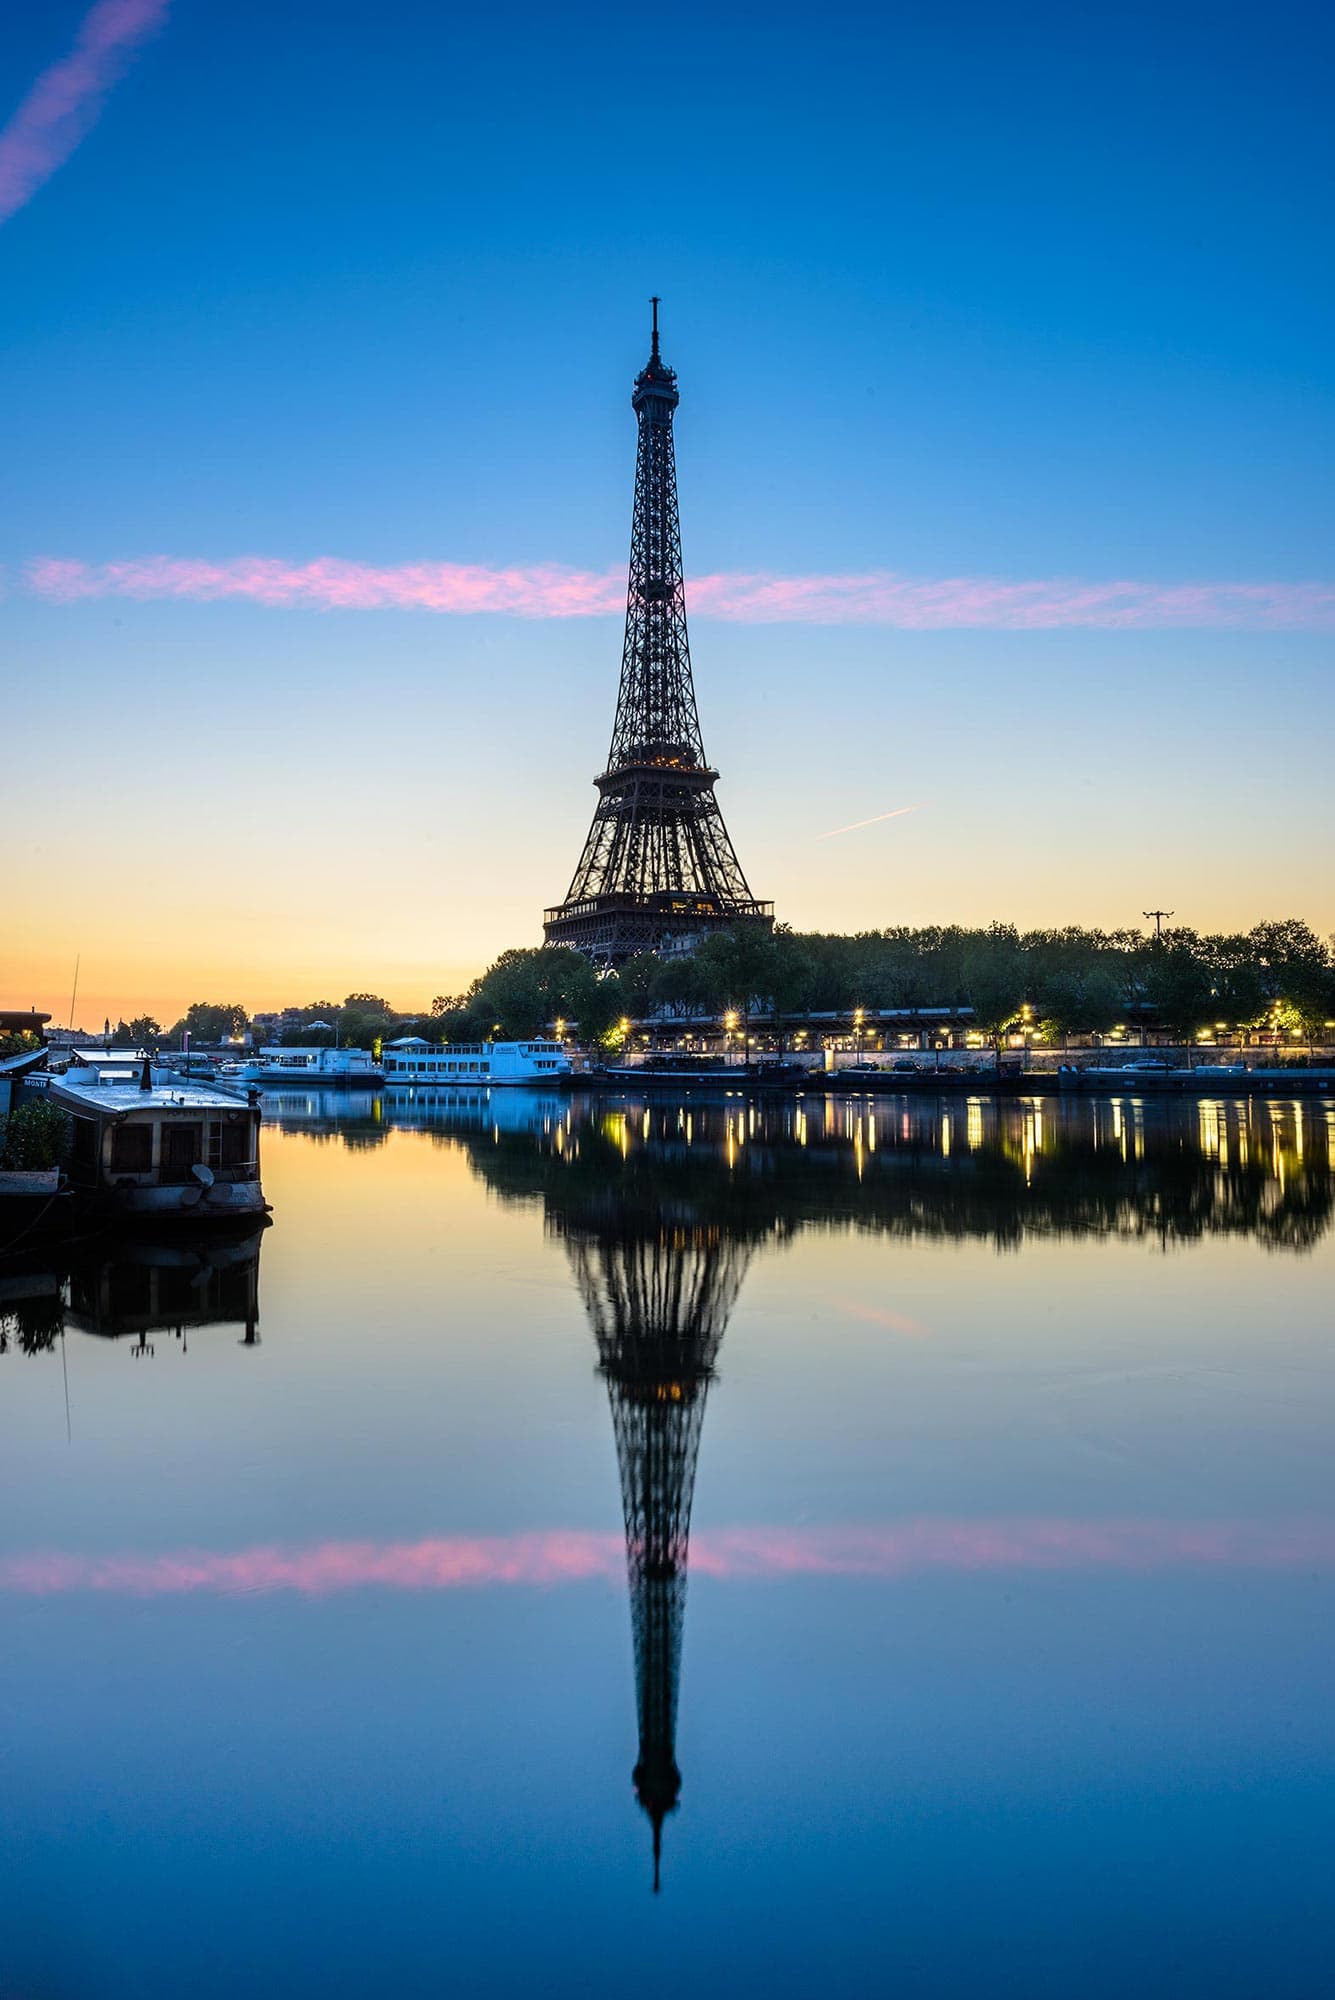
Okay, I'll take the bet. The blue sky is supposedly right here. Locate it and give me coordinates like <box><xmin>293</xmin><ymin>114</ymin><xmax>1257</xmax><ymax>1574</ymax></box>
<box><xmin>3</xmin><ymin>0</ymin><xmax>1332</xmax><ymax>1021</ymax></box>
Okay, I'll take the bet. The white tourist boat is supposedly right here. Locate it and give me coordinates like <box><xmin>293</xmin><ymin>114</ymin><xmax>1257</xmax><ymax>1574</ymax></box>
<box><xmin>37</xmin><ymin>1060</ymin><xmax>267</xmax><ymax>1221</ymax></box>
<box><xmin>225</xmin><ymin>1046</ymin><xmax>386</xmax><ymax>1087</ymax></box>
<box><xmin>381</xmin><ymin>1037</ymin><xmax>572</xmax><ymax>1086</ymax></box>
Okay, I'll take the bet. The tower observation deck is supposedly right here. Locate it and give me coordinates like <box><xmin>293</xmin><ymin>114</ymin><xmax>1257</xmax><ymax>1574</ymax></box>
<box><xmin>544</xmin><ymin>302</ymin><xmax>772</xmax><ymax>966</ymax></box>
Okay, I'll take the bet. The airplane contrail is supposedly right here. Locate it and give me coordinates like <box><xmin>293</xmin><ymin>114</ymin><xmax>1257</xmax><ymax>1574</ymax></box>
<box><xmin>817</xmin><ymin>803</ymin><xmax>925</xmax><ymax>840</ymax></box>
<box><xmin>0</xmin><ymin>0</ymin><xmax>171</xmax><ymax>227</ymax></box>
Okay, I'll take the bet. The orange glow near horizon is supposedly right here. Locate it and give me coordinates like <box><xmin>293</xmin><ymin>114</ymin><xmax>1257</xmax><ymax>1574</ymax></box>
<box><xmin>6</xmin><ymin>814</ymin><xmax>1333</xmax><ymax>1031</ymax></box>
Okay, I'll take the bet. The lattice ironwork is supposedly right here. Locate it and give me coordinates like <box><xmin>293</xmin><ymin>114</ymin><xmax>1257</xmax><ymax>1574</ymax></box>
<box><xmin>545</xmin><ymin>302</ymin><xmax>772</xmax><ymax>966</ymax></box>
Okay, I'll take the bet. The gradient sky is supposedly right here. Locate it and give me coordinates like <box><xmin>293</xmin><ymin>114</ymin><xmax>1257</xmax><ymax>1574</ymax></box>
<box><xmin>3</xmin><ymin>0</ymin><xmax>1332</xmax><ymax>1026</ymax></box>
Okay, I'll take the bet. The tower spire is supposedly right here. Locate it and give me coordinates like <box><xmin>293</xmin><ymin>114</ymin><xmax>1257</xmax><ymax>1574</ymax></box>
<box><xmin>544</xmin><ymin>308</ymin><xmax>773</xmax><ymax>966</ymax></box>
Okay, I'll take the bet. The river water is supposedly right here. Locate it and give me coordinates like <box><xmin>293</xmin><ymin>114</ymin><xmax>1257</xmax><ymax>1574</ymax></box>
<box><xmin>2</xmin><ymin>1088</ymin><xmax>1333</xmax><ymax>1996</ymax></box>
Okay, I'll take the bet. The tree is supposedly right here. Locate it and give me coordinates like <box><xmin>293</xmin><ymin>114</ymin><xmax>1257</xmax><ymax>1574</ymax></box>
<box><xmin>1035</xmin><ymin>968</ymin><xmax>1122</xmax><ymax>1046</ymax></box>
<box><xmin>691</xmin><ymin>926</ymin><xmax>778</xmax><ymax>1063</ymax></box>
<box><xmin>649</xmin><ymin>954</ymin><xmax>708</xmax><ymax>1019</ymax></box>
<box><xmin>0</xmin><ymin>1099</ymin><xmax>70</xmax><ymax>1171</ymax></box>
<box><xmin>1145</xmin><ymin>950</ymin><xmax>1214</xmax><ymax>1043</ymax></box>
<box><xmin>1243</xmin><ymin>921</ymin><xmax>1334</xmax><ymax>1038</ymax></box>
<box><xmin>432</xmin><ymin>945</ymin><xmax>623</xmax><ymax>1044</ymax></box>
<box><xmin>0</xmin><ymin>1030</ymin><xmax>42</xmax><ymax>1059</ymax></box>
<box><xmin>618</xmin><ymin>953</ymin><xmax>660</xmax><ymax>1020</ymax></box>
<box><xmin>1199</xmin><ymin>935</ymin><xmax>1267</xmax><ymax>1031</ymax></box>
<box><xmin>128</xmin><ymin>1015</ymin><xmax>161</xmax><ymax>1046</ymax></box>
<box><xmin>768</xmin><ymin>927</ymin><xmax>819</xmax><ymax>1049</ymax></box>
<box><xmin>431</xmin><ymin>1002</ymin><xmax>492</xmax><ymax>1045</ymax></box>
<box><xmin>174</xmin><ymin>1001</ymin><xmax>248</xmax><ymax>1045</ymax></box>
<box><xmin>962</xmin><ymin>929</ymin><xmax>1025</xmax><ymax>1071</ymax></box>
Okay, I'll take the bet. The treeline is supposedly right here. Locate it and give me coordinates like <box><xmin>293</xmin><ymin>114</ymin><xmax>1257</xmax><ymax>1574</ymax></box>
<box><xmin>433</xmin><ymin>918</ymin><xmax>1335</xmax><ymax>1042</ymax></box>
<box><xmin>132</xmin><ymin>917</ymin><xmax>1335</xmax><ymax>1052</ymax></box>
<box><xmin>99</xmin><ymin>1004</ymin><xmax>247</xmax><ymax>1047</ymax></box>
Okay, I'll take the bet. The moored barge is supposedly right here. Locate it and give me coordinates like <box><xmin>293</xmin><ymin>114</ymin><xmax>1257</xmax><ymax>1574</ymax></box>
<box><xmin>35</xmin><ymin>1061</ymin><xmax>268</xmax><ymax>1222</ymax></box>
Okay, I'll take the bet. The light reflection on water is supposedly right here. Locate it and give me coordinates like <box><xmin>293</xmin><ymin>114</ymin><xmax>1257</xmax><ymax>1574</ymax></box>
<box><xmin>1</xmin><ymin>1090</ymin><xmax>1333</xmax><ymax>1995</ymax></box>
<box><xmin>257</xmin><ymin>1084</ymin><xmax>1334</xmax><ymax>1253</ymax></box>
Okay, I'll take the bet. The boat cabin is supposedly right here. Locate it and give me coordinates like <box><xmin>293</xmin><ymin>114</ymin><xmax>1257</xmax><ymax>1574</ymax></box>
<box><xmin>37</xmin><ymin>1063</ymin><xmax>267</xmax><ymax>1220</ymax></box>
<box><xmin>235</xmin><ymin>1047</ymin><xmax>385</xmax><ymax>1085</ymax></box>
<box><xmin>380</xmin><ymin>1039</ymin><xmax>572</xmax><ymax>1086</ymax></box>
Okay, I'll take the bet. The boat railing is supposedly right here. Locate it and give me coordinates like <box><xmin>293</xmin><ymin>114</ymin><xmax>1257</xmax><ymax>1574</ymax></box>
<box><xmin>158</xmin><ymin>1158</ymin><xmax>258</xmax><ymax>1187</ymax></box>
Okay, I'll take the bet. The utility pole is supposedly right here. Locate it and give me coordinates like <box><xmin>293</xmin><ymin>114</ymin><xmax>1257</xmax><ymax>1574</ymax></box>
<box><xmin>1143</xmin><ymin>909</ymin><xmax>1174</xmax><ymax>939</ymax></box>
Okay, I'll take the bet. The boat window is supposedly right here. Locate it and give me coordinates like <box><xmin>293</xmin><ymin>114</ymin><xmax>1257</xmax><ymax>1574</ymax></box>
<box><xmin>161</xmin><ymin>1123</ymin><xmax>202</xmax><ymax>1178</ymax></box>
<box><xmin>110</xmin><ymin>1123</ymin><xmax>153</xmax><ymax>1172</ymax></box>
<box><xmin>219</xmin><ymin>1121</ymin><xmax>251</xmax><ymax>1167</ymax></box>
<box><xmin>70</xmin><ymin>1117</ymin><xmax>99</xmax><ymax>1171</ymax></box>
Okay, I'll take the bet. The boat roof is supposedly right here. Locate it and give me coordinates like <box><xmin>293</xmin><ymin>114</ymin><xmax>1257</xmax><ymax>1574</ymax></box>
<box><xmin>67</xmin><ymin>1048</ymin><xmax>156</xmax><ymax>1065</ymax></box>
<box><xmin>46</xmin><ymin>1074</ymin><xmax>253</xmax><ymax>1114</ymax></box>
<box><xmin>257</xmin><ymin>1045</ymin><xmax>359</xmax><ymax>1056</ymax></box>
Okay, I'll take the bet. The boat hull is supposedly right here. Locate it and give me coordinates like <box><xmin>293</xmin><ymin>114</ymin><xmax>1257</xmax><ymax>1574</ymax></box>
<box><xmin>97</xmin><ymin>1180</ymin><xmax>269</xmax><ymax>1221</ymax></box>
<box><xmin>248</xmin><ymin>1072</ymin><xmax>385</xmax><ymax>1089</ymax></box>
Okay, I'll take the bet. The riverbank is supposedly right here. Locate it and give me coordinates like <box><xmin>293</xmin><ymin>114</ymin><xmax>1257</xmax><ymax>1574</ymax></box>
<box><xmin>584</xmin><ymin>1062</ymin><xmax>1335</xmax><ymax>1098</ymax></box>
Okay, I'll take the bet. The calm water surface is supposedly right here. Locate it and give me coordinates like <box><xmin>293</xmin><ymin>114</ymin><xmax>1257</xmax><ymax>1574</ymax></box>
<box><xmin>2</xmin><ymin>1089</ymin><xmax>1333</xmax><ymax>1996</ymax></box>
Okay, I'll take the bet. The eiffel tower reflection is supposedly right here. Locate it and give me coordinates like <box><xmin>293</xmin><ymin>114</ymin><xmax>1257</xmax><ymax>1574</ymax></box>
<box><xmin>563</xmin><ymin>1203</ymin><xmax>754</xmax><ymax>1891</ymax></box>
<box><xmin>453</xmin><ymin>1085</ymin><xmax>1335</xmax><ymax>1889</ymax></box>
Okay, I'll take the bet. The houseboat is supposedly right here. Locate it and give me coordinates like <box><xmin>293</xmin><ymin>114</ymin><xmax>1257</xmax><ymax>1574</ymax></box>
<box><xmin>381</xmin><ymin>1038</ymin><xmax>572</xmax><ymax>1086</ymax></box>
<box><xmin>36</xmin><ymin>1060</ymin><xmax>267</xmax><ymax>1221</ymax></box>
<box><xmin>225</xmin><ymin>1046</ymin><xmax>385</xmax><ymax>1088</ymax></box>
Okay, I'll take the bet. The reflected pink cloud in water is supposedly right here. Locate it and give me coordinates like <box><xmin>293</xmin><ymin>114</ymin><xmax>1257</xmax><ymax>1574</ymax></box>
<box><xmin>831</xmin><ymin>1295</ymin><xmax>931</xmax><ymax>1339</ymax></box>
<box><xmin>4</xmin><ymin>1519</ymin><xmax>1334</xmax><ymax>1598</ymax></box>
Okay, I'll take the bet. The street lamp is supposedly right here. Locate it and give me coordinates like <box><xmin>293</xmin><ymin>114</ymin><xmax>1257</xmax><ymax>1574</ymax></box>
<box><xmin>853</xmin><ymin>1006</ymin><xmax>865</xmax><ymax>1065</ymax></box>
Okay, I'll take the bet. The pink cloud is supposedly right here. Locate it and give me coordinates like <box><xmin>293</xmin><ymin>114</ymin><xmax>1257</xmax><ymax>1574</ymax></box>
<box><xmin>25</xmin><ymin>554</ymin><xmax>627</xmax><ymax>618</ymax></box>
<box><xmin>24</xmin><ymin>554</ymin><xmax>1335</xmax><ymax>629</ymax></box>
<box><xmin>0</xmin><ymin>1</ymin><xmax>170</xmax><ymax>227</ymax></box>
<box><xmin>688</xmin><ymin>571</ymin><xmax>1335</xmax><ymax>630</ymax></box>
<box><xmin>3</xmin><ymin>1518</ymin><xmax>1332</xmax><ymax>1598</ymax></box>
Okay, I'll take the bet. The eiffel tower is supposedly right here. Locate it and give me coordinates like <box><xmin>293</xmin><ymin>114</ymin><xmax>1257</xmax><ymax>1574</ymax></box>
<box><xmin>544</xmin><ymin>302</ymin><xmax>773</xmax><ymax>966</ymax></box>
<box><xmin>564</xmin><ymin>1206</ymin><xmax>753</xmax><ymax>1890</ymax></box>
